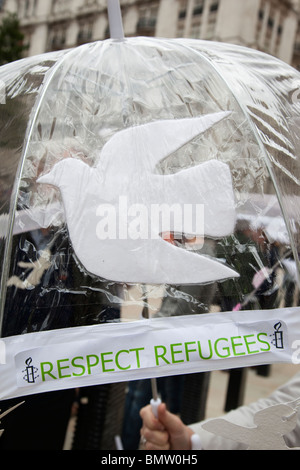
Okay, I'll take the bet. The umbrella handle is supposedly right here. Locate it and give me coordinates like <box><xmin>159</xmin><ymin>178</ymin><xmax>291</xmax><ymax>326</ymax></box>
<box><xmin>190</xmin><ymin>433</ymin><xmax>202</xmax><ymax>450</ymax></box>
<box><xmin>150</xmin><ymin>397</ymin><xmax>162</xmax><ymax>418</ymax></box>
<box><xmin>107</xmin><ymin>0</ymin><xmax>124</xmax><ymax>39</ymax></box>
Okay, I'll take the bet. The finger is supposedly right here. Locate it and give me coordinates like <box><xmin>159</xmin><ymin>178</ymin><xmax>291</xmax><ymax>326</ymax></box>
<box><xmin>140</xmin><ymin>404</ymin><xmax>165</xmax><ymax>431</ymax></box>
<box><xmin>142</xmin><ymin>427</ymin><xmax>169</xmax><ymax>447</ymax></box>
<box><xmin>144</xmin><ymin>440</ymin><xmax>170</xmax><ymax>451</ymax></box>
<box><xmin>140</xmin><ymin>429</ymin><xmax>170</xmax><ymax>451</ymax></box>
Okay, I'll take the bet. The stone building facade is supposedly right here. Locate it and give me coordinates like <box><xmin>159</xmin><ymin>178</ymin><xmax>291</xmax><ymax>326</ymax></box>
<box><xmin>1</xmin><ymin>0</ymin><xmax>299</xmax><ymax>68</ymax></box>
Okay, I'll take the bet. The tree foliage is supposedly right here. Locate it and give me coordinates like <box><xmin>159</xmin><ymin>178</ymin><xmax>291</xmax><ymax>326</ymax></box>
<box><xmin>0</xmin><ymin>13</ymin><xmax>28</xmax><ymax>65</ymax></box>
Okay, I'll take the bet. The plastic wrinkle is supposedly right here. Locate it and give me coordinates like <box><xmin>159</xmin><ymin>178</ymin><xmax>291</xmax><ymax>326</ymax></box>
<box><xmin>0</xmin><ymin>36</ymin><xmax>298</xmax><ymax>340</ymax></box>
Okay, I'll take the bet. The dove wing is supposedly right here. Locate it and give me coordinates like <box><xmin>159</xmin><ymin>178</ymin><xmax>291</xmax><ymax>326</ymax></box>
<box><xmin>202</xmin><ymin>419</ymin><xmax>253</xmax><ymax>444</ymax></box>
<box><xmin>98</xmin><ymin>111</ymin><xmax>231</xmax><ymax>174</ymax></box>
<box><xmin>92</xmin><ymin>236</ymin><xmax>238</xmax><ymax>284</ymax></box>
<box><xmin>151</xmin><ymin>237</ymin><xmax>239</xmax><ymax>284</ymax></box>
<box><xmin>160</xmin><ymin>160</ymin><xmax>236</xmax><ymax>238</ymax></box>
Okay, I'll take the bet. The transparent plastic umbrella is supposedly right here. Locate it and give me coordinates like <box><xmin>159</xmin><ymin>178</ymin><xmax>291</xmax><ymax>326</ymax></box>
<box><xmin>0</xmin><ymin>2</ymin><xmax>299</xmax><ymax>430</ymax></box>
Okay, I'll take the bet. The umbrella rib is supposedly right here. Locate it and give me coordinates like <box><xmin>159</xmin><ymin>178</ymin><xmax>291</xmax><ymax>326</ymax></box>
<box><xmin>177</xmin><ymin>40</ymin><xmax>300</xmax><ymax>289</ymax></box>
<box><xmin>0</xmin><ymin>47</ymin><xmax>80</xmax><ymax>336</ymax></box>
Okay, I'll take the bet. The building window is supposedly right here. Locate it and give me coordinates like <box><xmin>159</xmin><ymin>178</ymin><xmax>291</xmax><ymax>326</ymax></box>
<box><xmin>77</xmin><ymin>20</ymin><xmax>94</xmax><ymax>45</ymax></box>
<box><xmin>176</xmin><ymin>26</ymin><xmax>185</xmax><ymax>37</ymax></box>
<box><xmin>47</xmin><ymin>24</ymin><xmax>67</xmax><ymax>51</ymax></box>
<box><xmin>257</xmin><ymin>0</ymin><xmax>286</xmax><ymax>55</ymax></box>
<box><xmin>52</xmin><ymin>0</ymin><xmax>71</xmax><ymax>15</ymax></box>
<box><xmin>177</xmin><ymin>0</ymin><xmax>188</xmax><ymax>35</ymax></box>
<box><xmin>84</xmin><ymin>0</ymin><xmax>98</xmax><ymax>5</ymax></box>
<box><xmin>136</xmin><ymin>3</ymin><xmax>158</xmax><ymax>36</ymax></box>
<box><xmin>210</xmin><ymin>2</ymin><xmax>219</xmax><ymax>13</ymax></box>
<box><xmin>193</xmin><ymin>0</ymin><xmax>204</xmax><ymax>16</ymax></box>
<box><xmin>205</xmin><ymin>0</ymin><xmax>219</xmax><ymax>39</ymax></box>
<box><xmin>190</xmin><ymin>23</ymin><xmax>200</xmax><ymax>38</ymax></box>
<box><xmin>177</xmin><ymin>0</ymin><xmax>219</xmax><ymax>40</ymax></box>
<box><xmin>178</xmin><ymin>0</ymin><xmax>188</xmax><ymax>18</ymax></box>
<box><xmin>18</xmin><ymin>0</ymin><xmax>38</xmax><ymax>18</ymax></box>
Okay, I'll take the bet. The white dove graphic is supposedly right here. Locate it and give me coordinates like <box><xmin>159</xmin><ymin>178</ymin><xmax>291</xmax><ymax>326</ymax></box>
<box><xmin>37</xmin><ymin>111</ymin><xmax>239</xmax><ymax>284</ymax></box>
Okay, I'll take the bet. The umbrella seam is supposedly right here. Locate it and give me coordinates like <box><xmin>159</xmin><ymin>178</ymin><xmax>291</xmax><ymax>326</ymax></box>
<box><xmin>0</xmin><ymin>46</ymin><xmax>84</xmax><ymax>335</ymax></box>
<box><xmin>175</xmin><ymin>38</ymin><xmax>300</xmax><ymax>288</ymax></box>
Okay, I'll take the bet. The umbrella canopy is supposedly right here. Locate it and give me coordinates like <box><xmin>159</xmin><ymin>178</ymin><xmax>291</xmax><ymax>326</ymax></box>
<box><xmin>0</xmin><ymin>32</ymin><xmax>300</xmax><ymax>400</ymax></box>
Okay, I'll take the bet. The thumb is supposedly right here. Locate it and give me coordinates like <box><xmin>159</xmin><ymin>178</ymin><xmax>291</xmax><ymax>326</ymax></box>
<box><xmin>157</xmin><ymin>403</ymin><xmax>183</xmax><ymax>434</ymax></box>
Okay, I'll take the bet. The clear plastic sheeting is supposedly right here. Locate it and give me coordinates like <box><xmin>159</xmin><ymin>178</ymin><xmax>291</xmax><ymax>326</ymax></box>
<box><xmin>0</xmin><ymin>37</ymin><xmax>299</xmax><ymax>341</ymax></box>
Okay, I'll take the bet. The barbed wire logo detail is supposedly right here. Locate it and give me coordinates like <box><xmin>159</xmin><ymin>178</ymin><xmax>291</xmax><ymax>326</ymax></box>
<box><xmin>22</xmin><ymin>357</ymin><xmax>39</xmax><ymax>383</ymax></box>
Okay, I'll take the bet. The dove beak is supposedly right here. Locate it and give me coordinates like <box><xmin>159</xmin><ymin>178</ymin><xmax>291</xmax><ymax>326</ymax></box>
<box><xmin>37</xmin><ymin>170</ymin><xmax>56</xmax><ymax>186</ymax></box>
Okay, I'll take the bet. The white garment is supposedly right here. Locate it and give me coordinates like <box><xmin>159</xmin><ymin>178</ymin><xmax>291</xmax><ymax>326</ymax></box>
<box><xmin>190</xmin><ymin>372</ymin><xmax>300</xmax><ymax>450</ymax></box>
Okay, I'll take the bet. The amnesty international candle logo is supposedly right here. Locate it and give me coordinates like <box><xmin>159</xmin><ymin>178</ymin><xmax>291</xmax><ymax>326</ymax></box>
<box><xmin>22</xmin><ymin>357</ymin><xmax>39</xmax><ymax>384</ymax></box>
<box><xmin>271</xmin><ymin>322</ymin><xmax>284</xmax><ymax>349</ymax></box>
